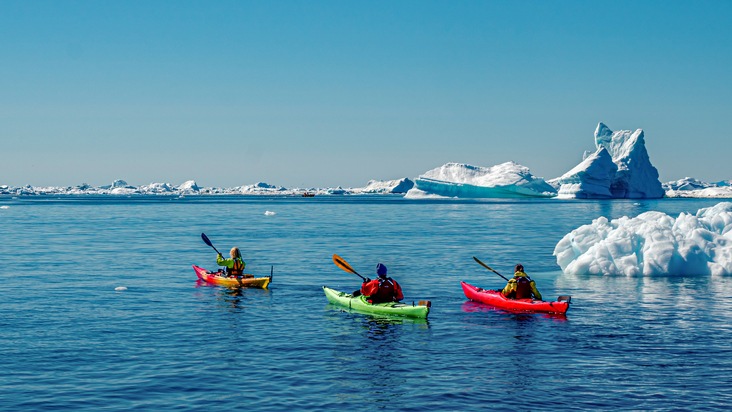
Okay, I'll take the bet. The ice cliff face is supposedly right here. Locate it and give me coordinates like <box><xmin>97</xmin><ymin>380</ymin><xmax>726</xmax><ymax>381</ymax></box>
<box><xmin>552</xmin><ymin>123</ymin><xmax>665</xmax><ymax>199</ymax></box>
<box><xmin>553</xmin><ymin>147</ymin><xmax>617</xmax><ymax>199</ymax></box>
<box><xmin>409</xmin><ymin>162</ymin><xmax>556</xmax><ymax>198</ymax></box>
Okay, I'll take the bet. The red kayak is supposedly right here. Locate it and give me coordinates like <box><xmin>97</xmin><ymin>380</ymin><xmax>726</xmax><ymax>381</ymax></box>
<box><xmin>461</xmin><ymin>281</ymin><xmax>570</xmax><ymax>314</ymax></box>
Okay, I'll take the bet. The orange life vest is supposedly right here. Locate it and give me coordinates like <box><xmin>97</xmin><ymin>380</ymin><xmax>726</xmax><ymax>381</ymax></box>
<box><xmin>227</xmin><ymin>259</ymin><xmax>244</xmax><ymax>276</ymax></box>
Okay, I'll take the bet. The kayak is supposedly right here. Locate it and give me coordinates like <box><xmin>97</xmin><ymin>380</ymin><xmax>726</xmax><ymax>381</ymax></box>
<box><xmin>323</xmin><ymin>286</ymin><xmax>430</xmax><ymax>319</ymax></box>
<box><xmin>461</xmin><ymin>281</ymin><xmax>570</xmax><ymax>314</ymax></box>
<box><xmin>193</xmin><ymin>265</ymin><xmax>271</xmax><ymax>289</ymax></box>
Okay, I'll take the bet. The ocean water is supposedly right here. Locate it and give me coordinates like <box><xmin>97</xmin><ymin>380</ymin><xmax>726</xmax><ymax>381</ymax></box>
<box><xmin>1</xmin><ymin>195</ymin><xmax>731</xmax><ymax>411</ymax></box>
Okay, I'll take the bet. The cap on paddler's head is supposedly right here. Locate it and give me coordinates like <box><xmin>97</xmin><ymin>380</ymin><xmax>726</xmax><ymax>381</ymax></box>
<box><xmin>376</xmin><ymin>263</ymin><xmax>388</xmax><ymax>278</ymax></box>
<box><xmin>515</xmin><ymin>264</ymin><xmax>524</xmax><ymax>272</ymax></box>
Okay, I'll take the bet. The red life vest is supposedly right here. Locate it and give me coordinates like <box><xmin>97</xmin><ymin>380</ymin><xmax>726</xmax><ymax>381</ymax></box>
<box><xmin>368</xmin><ymin>278</ymin><xmax>399</xmax><ymax>303</ymax></box>
<box><xmin>514</xmin><ymin>276</ymin><xmax>532</xmax><ymax>299</ymax></box>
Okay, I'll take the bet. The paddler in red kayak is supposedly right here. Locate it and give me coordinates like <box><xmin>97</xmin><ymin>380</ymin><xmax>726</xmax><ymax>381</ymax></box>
<box><xmin>356</xmin><ymin>263</ymin><xmax>404</xmax><ymax>303</ymax></box>
<box><xmin>501</xmin><ymin>264</ymin><xmax>542</xmax><ymax>300</ymax></box>
<box><xmin>216</xmin><ymin>247</ymin><xmax>252</xmax><ymax>279</ymax></box>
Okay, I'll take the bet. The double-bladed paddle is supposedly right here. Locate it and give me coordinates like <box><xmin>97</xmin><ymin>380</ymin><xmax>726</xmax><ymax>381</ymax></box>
<box><xmin>472</xmin><ymin>256</ymin><xmax>510</xmax><ymax>281</ymax></box>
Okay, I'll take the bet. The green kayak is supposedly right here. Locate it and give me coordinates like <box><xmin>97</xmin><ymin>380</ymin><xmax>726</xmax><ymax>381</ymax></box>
<box><xmin>322</xmin><ymin>286</ymin><xmax>430</xmax><ymax>319</ymax></box>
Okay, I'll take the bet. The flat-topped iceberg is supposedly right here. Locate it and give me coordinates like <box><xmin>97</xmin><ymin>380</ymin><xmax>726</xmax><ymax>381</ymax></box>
<box><xmin>408</xmin><ymin>162</ymin><xmax>557</xmax><ymax>198</ymax></box>
<box><xmin>551</xmin><ymin>122</ymin><xmax>664</xmax><ymax>199</ymax></box>
<box><xmin>554</xmin><ymin>202</ymin><xmax>732</xmax><ymax>276</ymax></box>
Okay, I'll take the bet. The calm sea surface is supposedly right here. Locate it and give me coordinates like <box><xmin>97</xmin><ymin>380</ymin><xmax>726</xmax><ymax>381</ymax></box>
<box><xmin>1</xmin><ymin>196</ymin><xmax>731</xmax><ymax>411</ymax></box>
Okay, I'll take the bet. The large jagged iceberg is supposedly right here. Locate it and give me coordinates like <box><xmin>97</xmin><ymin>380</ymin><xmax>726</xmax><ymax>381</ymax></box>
<box><xmin>551</xmin><ymin>123</ymin><xmax>665</xmax><ymax>199</ymax></box>
<box><xmin>554</xmin><ymin>202</ymin><xmax>732</xmax><ymax>276</ymax></box>
<box><xmin>408</xmin><ymin>162</ymin><xmax>557</xmax><ymax>198</ymax></box>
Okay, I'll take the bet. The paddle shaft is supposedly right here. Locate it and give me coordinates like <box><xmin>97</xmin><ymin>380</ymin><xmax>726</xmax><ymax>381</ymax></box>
<box><xmin>473</xmin><ymin>256</ymin><xmax>510</xmax><ymax>281</ymax></box>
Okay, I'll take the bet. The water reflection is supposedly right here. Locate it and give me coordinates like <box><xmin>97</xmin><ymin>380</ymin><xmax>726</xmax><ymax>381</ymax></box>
<box><xmin>194</xmin><ymin>279</ymin><xmax>272</xmax><ymax>312</ymax></box>
<box><xmin>461</xmin><ymin>301</ymin><xmax>568</xmax><ymax>322</ymax></box>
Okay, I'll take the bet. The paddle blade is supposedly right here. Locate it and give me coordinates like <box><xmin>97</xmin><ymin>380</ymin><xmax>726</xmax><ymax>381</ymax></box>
<box><xmin>332</xmin><ymin>254</ymin><xmax>364</xmax><ymax>279</ymax></box>
<box><xmin>332</xmin><ymin>254</ymin><xmax>356</xmax><ymax>273</ymax></box>
<box><xmin>201</xmin><ymin>233</ymin><xmax>213</xmax><ymax>247</ymax></box>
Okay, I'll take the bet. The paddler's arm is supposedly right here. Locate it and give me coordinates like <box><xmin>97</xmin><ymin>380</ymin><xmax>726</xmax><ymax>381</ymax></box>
<box><xmin>216</xmin><ymin>254</ymin><xmax>233</xmax><ymax>268</ymax></box>
<box><xmin>530</xmin><ymin>280</ymin><xmax>542</xmax><ymax>300</ymax></box>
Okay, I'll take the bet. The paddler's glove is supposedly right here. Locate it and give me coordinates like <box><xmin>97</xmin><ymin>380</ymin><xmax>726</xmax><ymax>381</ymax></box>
<box><xmin>217</xmin><ymin>253</ymin><xmax>223</xmax><ymax>258</ymax></box>
<box><xmin>363</xmin><ymin>277</ymin><xmax>371</xmax><ymax>283</ymax></box>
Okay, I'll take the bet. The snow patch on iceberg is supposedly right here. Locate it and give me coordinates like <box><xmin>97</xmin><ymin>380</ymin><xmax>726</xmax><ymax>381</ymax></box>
<box><xmin>410</xmin><ymin>162</ymin><xmax>556</xmax><ymax>198</ymax></box>
<box><xmin>554</xmin><ymin>202</ymin><xmax>732</xmax><ymax>276</ymax></box>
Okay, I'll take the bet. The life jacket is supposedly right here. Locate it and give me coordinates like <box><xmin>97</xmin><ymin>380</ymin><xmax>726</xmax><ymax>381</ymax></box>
<box><xmin>514</xmin><ymin>276</ymin><xmax>533</xmax><ymax>299</ymax></box>
<box><xmin>368</xmin><ymin>278</ymin><xmax>398</xmax><ymax>303</ymax></box>
<box><xmin>227</xmin><ymin>258</ymin><xmax>244</xmax><ymax>276</ymax></box>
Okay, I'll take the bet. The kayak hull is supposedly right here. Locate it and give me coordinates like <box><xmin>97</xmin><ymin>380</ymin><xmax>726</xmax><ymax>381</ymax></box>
<box><xmin>461</xmin><ymin>281</ymin><xmax>569</xmax><ymax>314</ymax></box>
<box><xmin>323</xmin><ymin>286</ymin><xmax>429</xmax><ymax>319</ymax></box>
<box><xmin>193</xmin><ymin>265</ymin><xmax>271</xmax><ymax>289</ymax></box>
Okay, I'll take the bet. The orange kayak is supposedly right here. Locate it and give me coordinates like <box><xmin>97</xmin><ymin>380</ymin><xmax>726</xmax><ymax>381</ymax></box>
<box><xmin>192</xmin><ymin>265</ymin><xmax>271</xmax><ymax>289</ymax></box>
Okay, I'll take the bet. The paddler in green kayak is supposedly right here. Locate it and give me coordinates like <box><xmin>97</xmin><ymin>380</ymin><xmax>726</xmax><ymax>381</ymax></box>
<box><xmin>501</xmin><ymin>264</ymin><xmax>542</xmax><ymax>300</ymax></box>
<box><xmin>216</xmin><ymin>247</ymin><xmax>252</xmax><ymax>279</ymax></box>
<box><xmin>354</xmin><ymin>263</ymin><xmax>404</xmax><ymax>304</ymax></box>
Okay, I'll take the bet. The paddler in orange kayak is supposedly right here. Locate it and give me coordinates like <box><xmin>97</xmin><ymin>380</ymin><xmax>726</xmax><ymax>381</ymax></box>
<box><xmin>501</xmin><ymin>264</ymin><xmax>542</xmax><ymax>300</ymax></box>
<box><xmin>216</xmin><ymin>247</ymin><xmax>252</xmax><ymax>279</ymax></box>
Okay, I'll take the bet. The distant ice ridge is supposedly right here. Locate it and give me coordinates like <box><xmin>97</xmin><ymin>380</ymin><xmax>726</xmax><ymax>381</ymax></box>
<box><xmin>408</xmin><ymin>162</ymin><xmax>557</xmax><ymax>198</ymax></box>
<box><xmin>0</xmin><ymin>178</ymin><xmax>413</xmax><ymax>196</ymax></box>
<box><xmin>663</xmin><ymin>178</ymin><xmax>732</xmax><ymax>198</ymax></box>
<box><xmin>550</xmin><ymin>122</ymin><xmax>664</xmax><ymax>199</ymax></box>
<box><xmin>554</xmin><ymin>202</ymin><xmax>732</xmax><ymax>276</ymax></box>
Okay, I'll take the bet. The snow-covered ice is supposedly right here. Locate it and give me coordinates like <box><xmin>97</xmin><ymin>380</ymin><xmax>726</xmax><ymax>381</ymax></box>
<box><xmin>554</xmin><ymin>202</ymin><xmax>732</xmax><ymax>276</ymax></box>
<box><xmin>664</xmin><ymin>178</ymin><xmax>732</xmax><ymax>198</ymax></box>
<box><xmin>408</xmin><ymin>162</ymin><xmax>557</xmax><ymax>198</ymax></box>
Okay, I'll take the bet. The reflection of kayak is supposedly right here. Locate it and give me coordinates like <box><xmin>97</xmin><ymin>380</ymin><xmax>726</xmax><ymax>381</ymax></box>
<box><xmin>193</xmin><ymin>265</ymin><xmax>271</xmax><ymax>289</ymax></box>
<box><xmin>461</xmin><ymin>281</ymin><xmax>570</xmax><ymax>314</ymax></box>
<box><xmin>323</xmin><ymin>286</ymin><xmax>430</xmax><ymax>318</ymax></box>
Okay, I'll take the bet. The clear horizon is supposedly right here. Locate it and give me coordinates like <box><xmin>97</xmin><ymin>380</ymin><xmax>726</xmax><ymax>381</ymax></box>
<box><xmin>3</xmin><ymin>1</ymin><xmax>731</xmax><ymax>188</ymax></box>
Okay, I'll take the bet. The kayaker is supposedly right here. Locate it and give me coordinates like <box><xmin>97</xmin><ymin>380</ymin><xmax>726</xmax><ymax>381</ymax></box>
<box><xmin>216</xmin><ymin>247</ymin><xmax>252</xmax><ymax>278</ymax></box>
<box><xmin>358</xmin><ymin>263</ymin><xmax>404</xmax><ymax>304</ymax></box>
<box><xmin>501</xmin><ymin>264</ymin><xmax>542</xmax><ymax>300</ymax></box>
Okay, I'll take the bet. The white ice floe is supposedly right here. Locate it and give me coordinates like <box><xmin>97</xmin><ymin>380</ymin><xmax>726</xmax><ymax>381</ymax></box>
<box><xmin>554</xmin><ymin>202</ymin><xmax>732</xmax><ymax>276</ymax></box>
<box><xmin>114</xmin><ymin>286</ymin><xmax>128</xmax><ymax>291</ymax></box>
<box><xmin>264</xmin><ymin>210</ymin><xmax>276</xmax><ymax>216</ymax></box>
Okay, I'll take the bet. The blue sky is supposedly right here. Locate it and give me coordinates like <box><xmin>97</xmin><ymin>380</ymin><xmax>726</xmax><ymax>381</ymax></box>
<box><xmin>2</xmin><ymin>0</ymin><xmax>731</xmax><ymax>188</ymax></box>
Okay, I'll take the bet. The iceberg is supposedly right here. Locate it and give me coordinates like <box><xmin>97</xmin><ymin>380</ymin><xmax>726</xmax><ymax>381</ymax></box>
<box><xmin>409</xmin><ymin>162</ymin><xmax>557</xmax><ymax>198</ymax></box>
<box><xmin>664</xmin><ymin>178</ymin><xmax>732</xmax><ymax>198</ymax></box>
<box><xmin>353</xmin><ymin>178</ymin><xmax>414</xmax><ymax>194</ymax></box>
<box><xmin>554</xmin><ymin>202</ymin><xmax>732</xmax><ymax>276</ymax></box>
<box><xmin>552</xmin><ymin>148</ymin><xmax>617</xmax><ymax>199</ymax></box>
<box><xmin>552</xmin><ymin>123</ymin><xmax>665</xmax><ymax>199</ymax></box>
